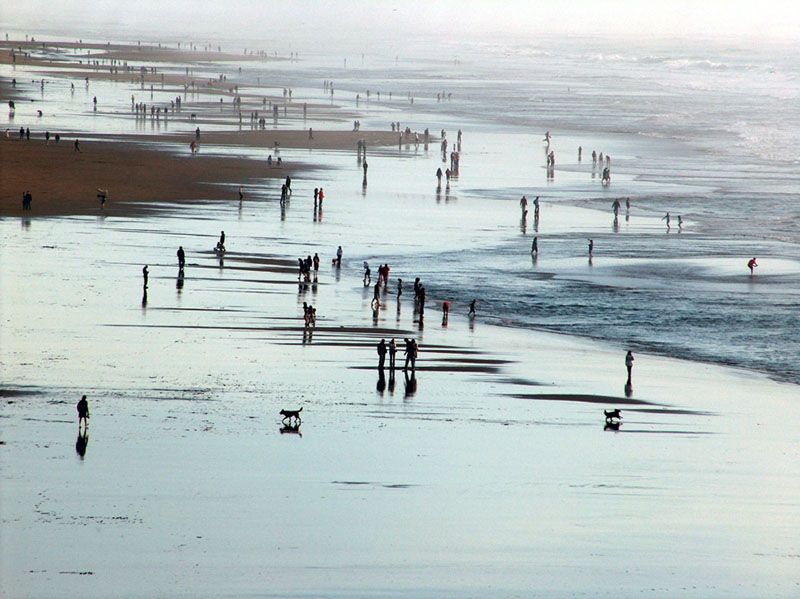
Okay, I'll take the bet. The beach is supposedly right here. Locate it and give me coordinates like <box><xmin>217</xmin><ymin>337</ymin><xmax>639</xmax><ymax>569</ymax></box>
<box><xmin>2</xmin><ymin>19</ymin><xmax>800</xmax><ymax>599</ymax></box>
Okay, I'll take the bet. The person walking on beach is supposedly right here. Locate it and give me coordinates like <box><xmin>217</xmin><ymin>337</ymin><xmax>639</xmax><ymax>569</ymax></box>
<box><xmin>177</xmin><ymin>246</ymin><xmax>185</xmax><ymax>269</ymax></box>
<box><xmin>625</xmin><ymin>351</ymin><xmax>634</xmax><ymax>386</ymax></box>
<box><xmin>403</xmin><ymin>338</ymin><xmax>417</xmax><ymax>372</ymax></box>
<box><xmin>662</xmin><ymin>212</ymin><xmax>671</xmax><ymax>230</ymax></box>
<box><xmin>313</xmin><ymin>187</ymin><xmax>319</xmax><ymax>209</ymax></box>
<box><xmin>238</xmin><ymin>186</ymin><xmax>244</xmax><ymax>202</ymax></box>
<box><xmin>436</xmin><ymin>167</ymin><xmax>443</xmax><ymax>186</ymax></box>
<box><xmin>612</xmin><ymin>198</ymin><xmax>621</xmax><ymax>218</ymax></box>
<box><xmin>373</xmin><ymin>281</ymin><xmax>381</xmax><ymax>308</ymax></box>
<box><xmin>533</xmin><ymin>196</ymin><xmax>540</xmax><ymax>219</ymax></box>
<box><xmin>377</xmin><ymin>339</ymin><xmax>387</xmax><ymax>371</ymax></box>
<box><xmin>520</xmin><ymin>195</ymin><xmax>528</xmax><ymax>218</ymax></box>
<box><xmin>363</xmin><ymin>262</ymin><xmax>371</xmax><ymax>286</ymax></box>
<box><xmin>318</xmin><ymin>188</ymin><xmax>324</xmax><ymax>208</ymax></box>
<box><xmin>531</xmin><ymin>236</ymin><xmax>538</xmax><ymax>255</ymax></box>
<box><xmin>336</xmin><ymin>245</ymin><xmax>343</xmax><ymax>267</ymax></box>
<box><xmin>588</xmin><ymin>239</ymin><xmax>594</xmax><ymax>256</ymax></box>
<box><xmin>578</xmin><ymin>146</ymin><xmax>582</xmax><ymax>161</ymax></box>
<box><xmin>77</xmin><ymin>395</ymin><xmax>90</xmax><ymax>431</ymax></box>
<box><xmin>397</xmin><ymin>278</ymin><xmax>403</xmax><ymax>298</ymax></box>
<box><xmin>748</xmin><ymin>257</ymin><xmax>758</xmax><ymax>276</ymax></box>
<box><xmin>442</xmin><ymin>301</ymin><xmax>449</xmax><ymax>326</ymax></box>
<box><xmin>74</xmin><ymin>139</ymin><xmax>82</xmax><ymax>152</ymax></box>
<box><xmin>313</xmin><ymin>253</ymin><xmax>320</xmax><ymax>279</ymax></box>
<box><xmin>142</xmin><ymin>265</ymin><xmax>149</xmax><ymax>288</ymax></box>
<box><xmin>216</xmin><ymin>231</ymin><xmax>226</xmax><ymax>252</ymax></box>
<box><xmin>97</xmin><ymin>188</ymin><xmax>108</xmax><ymax>210</ymax></box>
<box><xmin>468</xmin><ymin>299</ymin><xmax>476</xmax><ymax>318</ymax></box>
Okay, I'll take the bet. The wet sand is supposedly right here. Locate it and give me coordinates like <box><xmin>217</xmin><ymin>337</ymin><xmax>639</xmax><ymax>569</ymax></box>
<box><xmin>2</xmin><ymin>36</ymin><xmax>800</xmax><ymax>599</ymax></box>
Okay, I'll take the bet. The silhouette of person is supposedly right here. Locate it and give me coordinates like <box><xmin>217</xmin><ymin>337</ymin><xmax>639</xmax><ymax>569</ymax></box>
<box><xmin>388</xmin><ymin>338</ymin><xmax>397</xmax><ymax>371</ymax></box>
<box><xmin>77</xmin><ymin>395</ymin><xmax>89</xmax><ymax>430</ymax></box>
<box><xmin>625</xmin><ymin>351</ymin><xmax>634</xmax><ymax>385</ymax></box>
<box><xmin>747</xmin><ymin>257</ymin><xmax>758</xmax><ymax>276</ymax></box>
<box><xmin>377</xmin><ymin>339</ymin><xmax>387</xmax><ymax>370</ymax></box>
<box><xmin>142</xmin><ymin>265</ymin><xmax>149</xmax><ymax>288</ymax></box>
<box><xmin>177</xmin><ymin>246</ymin><xmax>185</xmax><ymax>269</ymax></box>
<box><xmin>468</xmin><ymin>299</ymin><xmax>476</xmax><ymax>317</ymax></box>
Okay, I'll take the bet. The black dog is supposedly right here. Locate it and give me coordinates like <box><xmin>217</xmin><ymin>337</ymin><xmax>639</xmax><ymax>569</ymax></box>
<box><xmin>280</xmin><ymin>407</ymin><xmax>303</xmax><ymax>424</ymax></box>
<box><xmin>604</xmin><ymin>409</ymin><xmax>622</xmax><ymax>422</ymax></box>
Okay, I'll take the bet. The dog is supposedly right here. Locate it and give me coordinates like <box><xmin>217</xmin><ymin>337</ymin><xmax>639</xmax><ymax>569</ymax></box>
<box><xmin>604</xmin><ymin>409</ymin><xmax>622</xmax><ymax>422</ymax></box>
<box><xmin>280</xmin><ymin>407</ymin><xmax>303</xmax><ymax>424</ymax></box>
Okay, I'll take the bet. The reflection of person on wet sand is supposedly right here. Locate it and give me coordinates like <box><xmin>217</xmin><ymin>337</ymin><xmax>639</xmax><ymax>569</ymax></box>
<box><xmin>75</xmin><ymin>431</ymin><xmax>89</xmax><ymax>458</ymax></box>
<box><xmin>404</xmin><ymin>370</ymin><xmax>417</xmax><ymax>397</ymax></box>
<box><xmin>377</xmin><ymin>369</ymin><xmax>386</xmax><ymax>393</ymax></box>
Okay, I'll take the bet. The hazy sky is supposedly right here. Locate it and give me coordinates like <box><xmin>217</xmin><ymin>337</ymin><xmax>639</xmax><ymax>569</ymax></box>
<box><xmin>3</xmin><ymin>0</ymin><xmax>800</xmax><ymax>41</ymax></box>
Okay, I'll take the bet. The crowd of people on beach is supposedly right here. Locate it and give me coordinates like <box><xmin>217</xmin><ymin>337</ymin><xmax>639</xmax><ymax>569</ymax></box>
<box><xmin>5</xmin><ymin>40</ymin><xmax>770</xmax><ymax>419</ymax></box>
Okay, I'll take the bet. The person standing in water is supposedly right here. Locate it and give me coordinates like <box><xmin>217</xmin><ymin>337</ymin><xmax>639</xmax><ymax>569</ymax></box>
<box><xmin>588</xmin><ymin>239</ymin><xmax>594</xmax><ymax>256</ymax></box>
<box><xmin>748</xmin><ymin>257</ymin><xmax>758</xmax><ymax>276</ymax></box>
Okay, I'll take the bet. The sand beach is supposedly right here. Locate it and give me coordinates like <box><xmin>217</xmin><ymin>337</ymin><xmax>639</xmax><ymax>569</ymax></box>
<box><xmin>2</xmin><ymin>19</ymin><xmax>799</xmax><ymax>599</ymax></box>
